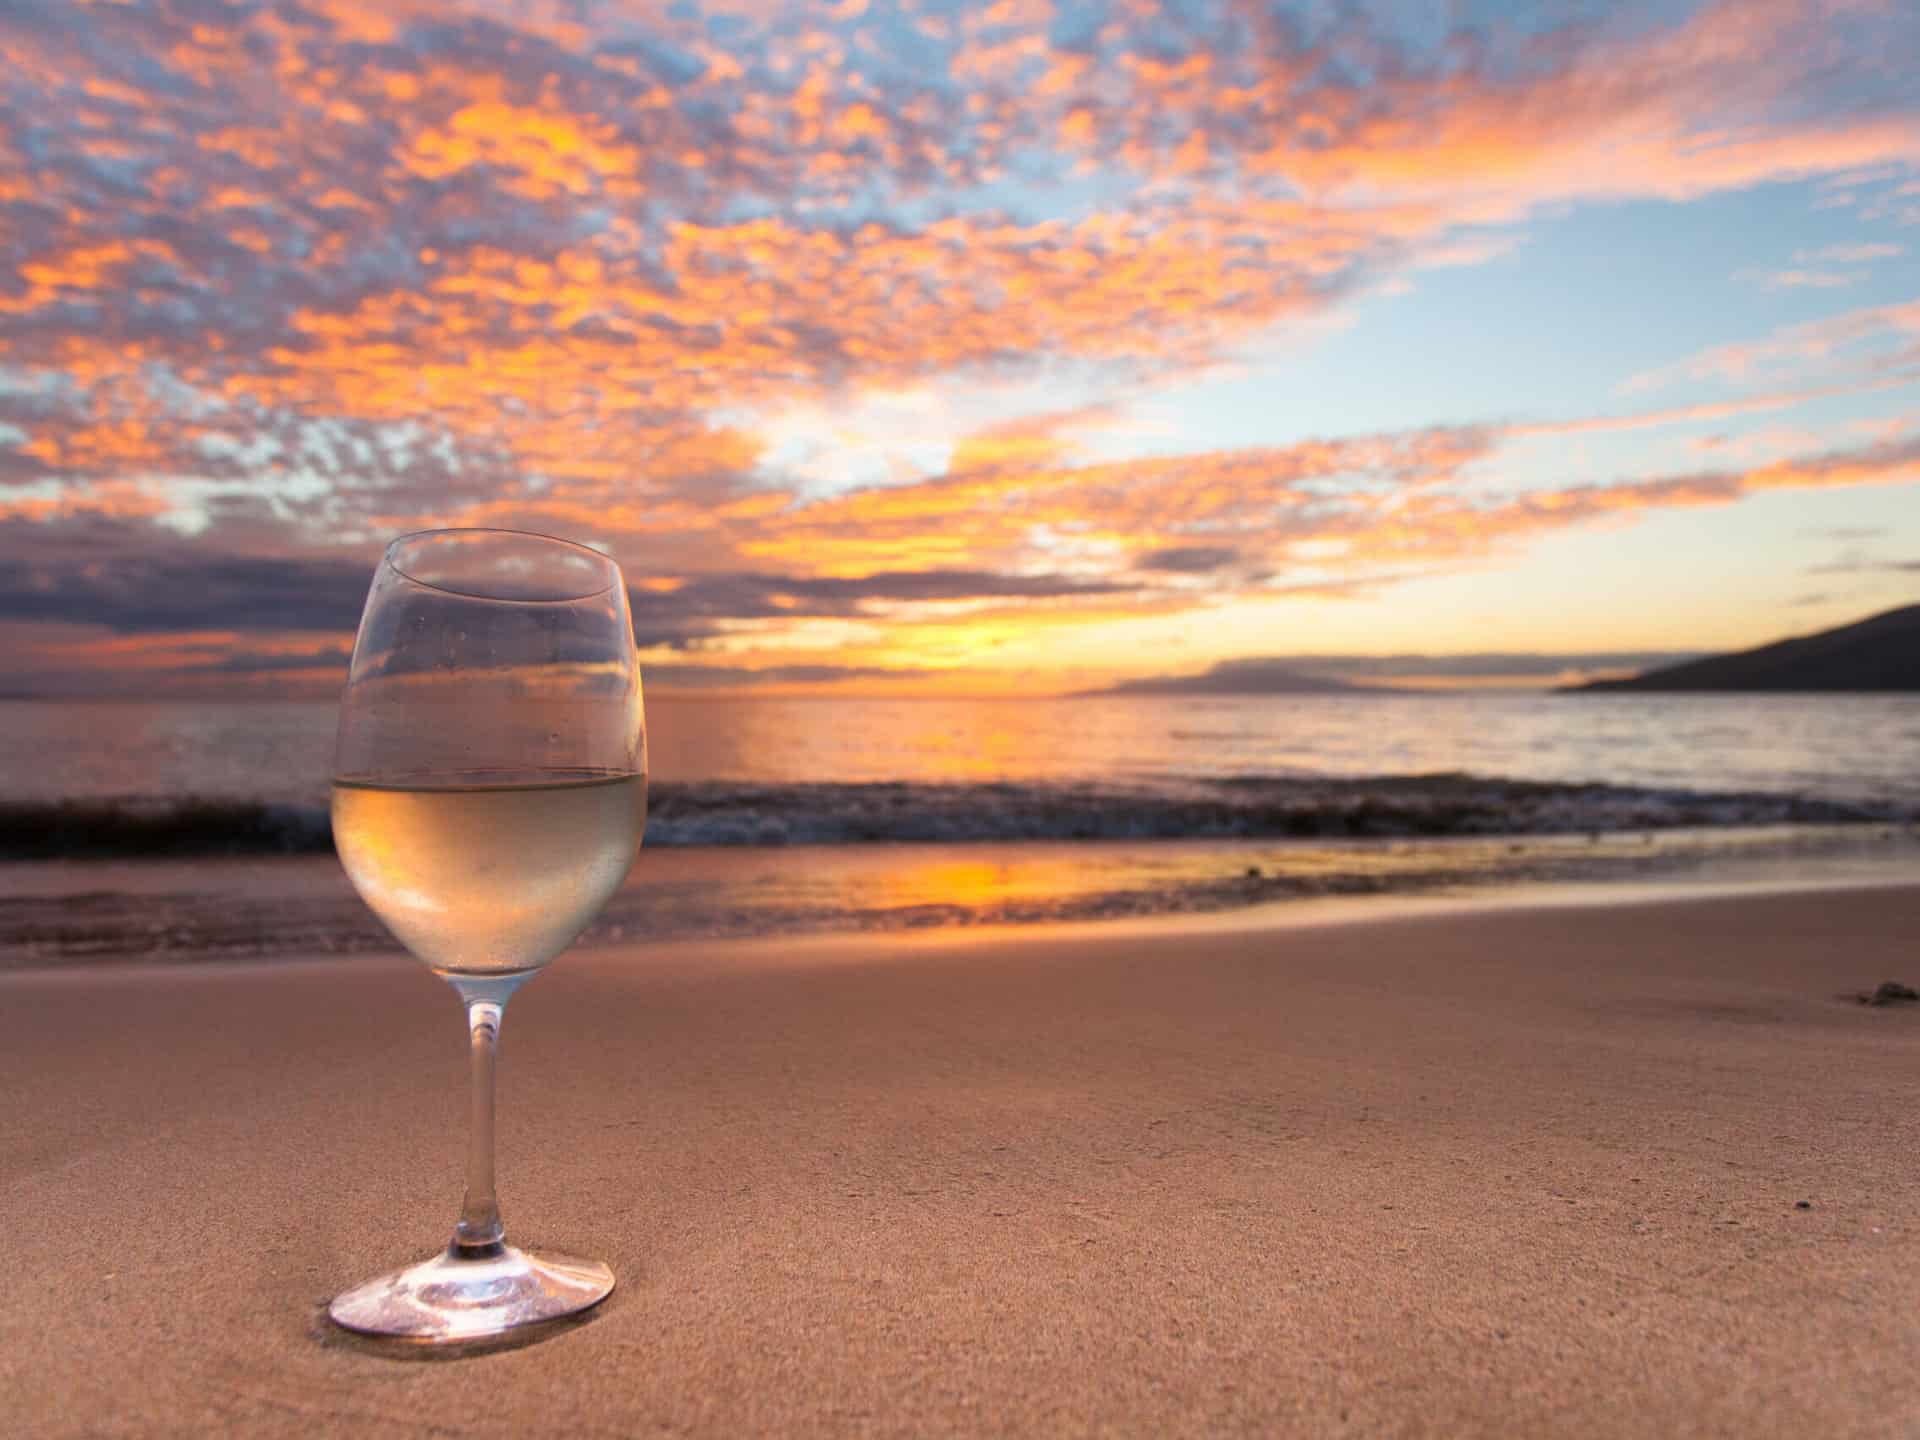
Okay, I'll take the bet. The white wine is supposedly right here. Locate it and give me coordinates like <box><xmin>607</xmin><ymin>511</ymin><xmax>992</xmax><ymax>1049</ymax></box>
<box><xmin>331</xmin><ymin>773</ymin><xmax>646</xmax><ymax>976</ymax></box>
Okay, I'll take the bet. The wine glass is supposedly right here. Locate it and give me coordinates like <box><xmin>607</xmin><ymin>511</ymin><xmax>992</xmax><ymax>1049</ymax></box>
<box><xmin>326</xmin><ymin>528</ymin><xmax>646</xmax><ymax>1342</ymax></box>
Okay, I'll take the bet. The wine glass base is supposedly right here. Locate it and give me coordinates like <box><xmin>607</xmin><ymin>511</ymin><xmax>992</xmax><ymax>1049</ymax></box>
<box><xmin>328</xmin><ymin>1244</ymin><xmax>615</xmax><ymax>1343</ymax></box>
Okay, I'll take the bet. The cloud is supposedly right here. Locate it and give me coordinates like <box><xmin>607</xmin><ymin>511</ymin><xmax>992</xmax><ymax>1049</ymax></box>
<box><xmin>6</xmin><ymin>409</ymin><xmax>1916</xmax><ymax>694</ymax></box>
<box><xmin>0</xmin><ymin>511</ymin><xmax>1138</xmax><ymax>653</ymax></box>
<box><xmin>1742</xmin><ymin>237</ymin><xmax>1910</xmax><ymax>291</ymax></box>
<box><xmin>1639</xmin><ymin>298</ymin><xmax>1920</xmax><ymax>391</ymax></box>
<box><xmin>1804</xmin><ymin>555</ymin><xmax>1920</xmax><ymax>575</ymax></box>
<box><xmin>1754</xmin><ymin>268</ymin><xmax>1857</xmax><ymax>289</ymax></box>
<box><xmin>1134</xmin><ymin>546</ymin><xmax>1241</xmax><ymax>574</ymax></box>
<box><xmin>198</xmin><ymin>644</ymin><xmax>354</xmax><ymax>673</ymax></box>
<box><xmin>1366</xmin><ymin>434</ymin><xmax>1920</xmax><ymax>569</ymax></box>
<box><xmin>1793</xmin><ymin>242</ymin><xmax>1904</xmax><ymax>263</ymax></box>
<box><xmin>1512</xmin><ymin>377</ymin><xmax>1912</xmax><ymax>438</ymax></box>
<box><xmin>1801</xmin><ymin>526</ymin><xmax>1889</xmax><ymax>540</ymax></box>
<box><xmin>1</xmin><ymin>0</ymin><xmax>1918</xmax><ymax>691</ymax></box>
<box><xmin>643</xmin><ymin>662</ymin><xmax>918</xmax><ymax>690</ymax></box>
<box><xmin>0</xmin><ymin>522</ymin><xmax>374</xmax><ymax>632</ymax></box>
<box><xmin>734</xmin><ymin>424</ymin><xmax>1501</xmax><ymax>580</ymax></box>
<box><xmin>625</xmin><ymin>567</ymin><xmax>1133</xmax><ymax>650</ymax></box>
<box><xmin>3</xmin><ymin>0</ymin><xmax>1915</xmax><ymax>503</ymax></box>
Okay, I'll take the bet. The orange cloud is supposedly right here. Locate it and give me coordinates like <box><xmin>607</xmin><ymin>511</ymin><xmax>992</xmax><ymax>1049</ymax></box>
<box><xmin>2</xmin><ymin>0</ymin><xmax>1918</xmax><ymax>692</ymax></box>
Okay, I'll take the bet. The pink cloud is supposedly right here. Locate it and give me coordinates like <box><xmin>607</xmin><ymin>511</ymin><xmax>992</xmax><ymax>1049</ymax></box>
<box><xmin>1</xmin><ymin>0</ymin><xmax>1917</xmax><ymax>687</ymax></box>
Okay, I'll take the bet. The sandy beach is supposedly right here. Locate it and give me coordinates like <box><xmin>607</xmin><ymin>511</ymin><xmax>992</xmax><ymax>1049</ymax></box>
<box><xmin>5</xmin><ymin>882</ymin><xmax>1920</xmax><ymax>1436</ymax></box>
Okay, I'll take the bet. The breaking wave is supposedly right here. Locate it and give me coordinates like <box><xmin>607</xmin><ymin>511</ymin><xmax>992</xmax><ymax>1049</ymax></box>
<box><xmin>0</xmin><ymin>798</ymin><xmax>333</xmax><ymax>859</ymax></box>
<box><xmin>0</xmin><ymin>773</ymin><xmax>1904</xmax><ymax>859</ymax></box>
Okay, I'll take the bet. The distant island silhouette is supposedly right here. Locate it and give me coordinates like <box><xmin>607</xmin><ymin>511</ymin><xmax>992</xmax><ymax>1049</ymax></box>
<box><xmin>1087</xmin><ymin>659</ymin><xmax>1373</xmax><ymax>696</ymax></box>
<box><xmin>1569</xmin><ymin>603</ymin><xmax>1920</xmax><ymax>692</ymax></box>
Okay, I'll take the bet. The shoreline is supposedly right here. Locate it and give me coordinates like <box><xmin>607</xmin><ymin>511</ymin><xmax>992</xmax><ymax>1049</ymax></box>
<box><xmin>8</xmin><ymin>861</ymin><xmax>1920</xmax><ymax>985</ymax></box>
<box><xmin>3</xmin><ymin>824</ymin><xmax>1915</xmax><ymax>974</ymax></box>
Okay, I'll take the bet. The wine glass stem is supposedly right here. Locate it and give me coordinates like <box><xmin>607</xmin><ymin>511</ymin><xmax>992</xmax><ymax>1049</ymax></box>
<box><xmin>454</xmin><ymin>994</ymin><xmax>507</xmax><ymax>1255</ymax></box>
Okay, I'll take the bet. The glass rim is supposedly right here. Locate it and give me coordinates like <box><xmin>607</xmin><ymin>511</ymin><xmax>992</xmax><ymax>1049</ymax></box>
<box><xmin>384</xmin><ymin>527</ymin><xmax>621</xmax><ymax>604</ymax></box>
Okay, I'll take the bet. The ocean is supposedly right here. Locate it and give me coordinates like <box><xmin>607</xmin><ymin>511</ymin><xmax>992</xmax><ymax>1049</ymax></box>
<box><xmin>2</xmin><ymin>692</ymin><xmax>1916</xmax><ymax>963</ymax></box>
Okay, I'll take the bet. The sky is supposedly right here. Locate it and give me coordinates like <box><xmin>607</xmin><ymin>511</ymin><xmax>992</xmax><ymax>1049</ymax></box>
<box><xmin>1</xmin><ymin>0</ymin><xmax>1917</xmax><ymax>698</ymax></box>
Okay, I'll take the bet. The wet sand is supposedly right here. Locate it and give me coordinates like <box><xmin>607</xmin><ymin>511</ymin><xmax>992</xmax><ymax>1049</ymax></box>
<box><xmin>5</xmin><ymin>826</ymin><xmax>1915</xmax><ymax>968</ymax></box>
<box><xmin>4</xmin><ymin>884</ymin><xmax>1919</xmax><ymax>1436</ymax></box>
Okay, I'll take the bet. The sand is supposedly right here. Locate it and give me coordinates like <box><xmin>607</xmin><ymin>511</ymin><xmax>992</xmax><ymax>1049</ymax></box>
<box><xmin>4</xmin><ymin>882</ymin><xmax>1920</xmax><ymax>1437</ymax></box>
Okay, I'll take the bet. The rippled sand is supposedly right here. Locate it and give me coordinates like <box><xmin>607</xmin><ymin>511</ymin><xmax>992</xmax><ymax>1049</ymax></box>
<box><xmin>4</xmin><ymin>884</ymin><xmax>1920</xmax><ymax>1434</ymax></box>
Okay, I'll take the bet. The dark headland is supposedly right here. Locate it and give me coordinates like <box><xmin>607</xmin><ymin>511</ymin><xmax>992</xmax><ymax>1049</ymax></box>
<box><xmin>1570</xmin><ymin>603</ymin><xmax>1920</xmax><ymax>692</ymax></box>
